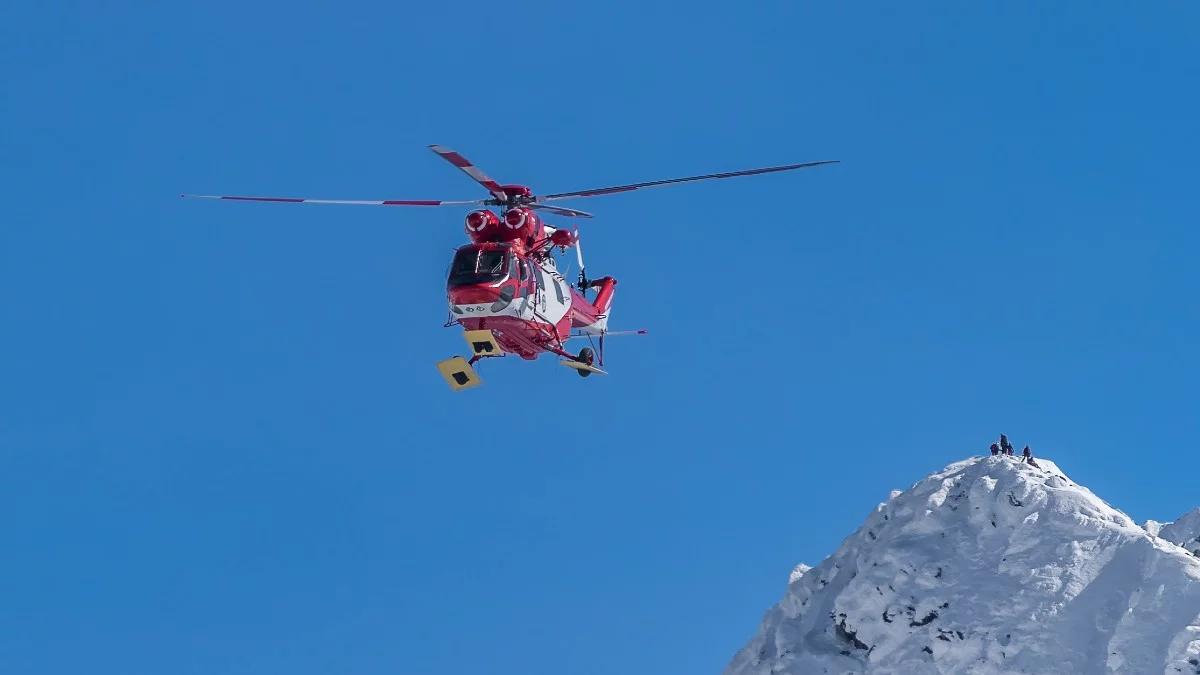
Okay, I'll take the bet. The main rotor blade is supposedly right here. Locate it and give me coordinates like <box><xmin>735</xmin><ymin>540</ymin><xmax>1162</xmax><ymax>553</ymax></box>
<box><xmin>182</xmin><ymin>194</ymin><xmax>486</xmax><ymax>207</ymax></box>
<box><xmin>538</xmin><ymin>160</ymin><xmax>839</xmax><ymax>201</ymax></box>
<box><xmin>428</xmin><ymin>145</ymin><xmax>508</xmax><ymax>201</ymax></box>
<box><xmin>528</xmin><ymin>203</ymin><xmax>594</xmax><ymax>219</ymax></box>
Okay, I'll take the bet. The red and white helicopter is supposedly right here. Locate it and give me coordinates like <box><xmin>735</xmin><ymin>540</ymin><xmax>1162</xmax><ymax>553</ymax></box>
<box><xmin>185</xmin><ymin>146</ymin><xmax>836</xmax><ymax>390</ymax></box>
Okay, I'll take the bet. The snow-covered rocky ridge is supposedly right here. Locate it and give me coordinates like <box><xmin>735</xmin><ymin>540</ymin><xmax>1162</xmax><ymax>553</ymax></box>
<box><xmin>1161</xmin><ymin>510</ymin><xmax>1200</xmax><ymax>559</ymax></box>
<box><xmin>726</xmin><ymin>456</ymin><xmax>1200</xmax><ymax>675</ymax></box>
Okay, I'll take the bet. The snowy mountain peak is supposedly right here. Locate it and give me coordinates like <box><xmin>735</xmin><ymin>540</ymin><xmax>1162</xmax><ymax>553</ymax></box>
<box><xmin>1162</xmin><ymin>508</ymin><xmax>1200</xmax><ymax>558</ymax></box>
<box><xmin>726</xmin><ymin>455</ymin><xmax>1200</xmax><ymax>675</ymax></box>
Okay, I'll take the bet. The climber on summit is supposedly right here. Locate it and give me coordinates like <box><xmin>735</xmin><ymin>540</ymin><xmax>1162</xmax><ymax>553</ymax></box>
<box><xmin>1023</xmin><ymin>445</ymin><xmax>1032</xmax><ymax>462</ymax></box>
<box><xmin>990</xmin><ymin>443</ymin><xmax>1000</xmax><ymax>456</ymax></box>
<box><xmin>999</xmin><ymin>434</ymin><xmax>1013</xmax><ymax>455</ymax></box>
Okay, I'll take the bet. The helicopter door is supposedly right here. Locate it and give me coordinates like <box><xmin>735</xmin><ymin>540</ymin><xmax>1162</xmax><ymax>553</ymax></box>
<box><xmin>532</xmin><ymin>263</ymin><xmax>570</xmax><ymax>324</ymax></box>
<box><xmin>514</xmin><ymin>258</ymin><xmax>534</xmax><ymax>316</ymax></box>
<box><xmin>533</xmin><ymin>266</ymin><xmax>548</xmax><ymax>314</ymax></box>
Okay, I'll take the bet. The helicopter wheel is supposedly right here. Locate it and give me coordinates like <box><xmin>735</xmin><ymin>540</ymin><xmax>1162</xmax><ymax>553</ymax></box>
<box><xmin>575</xmin><ymin>347</ymin><xmax>595</xmax><ymax>378</ymax></box>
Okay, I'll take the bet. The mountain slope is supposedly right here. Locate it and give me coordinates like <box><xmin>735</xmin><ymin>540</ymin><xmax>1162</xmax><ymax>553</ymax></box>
<box><xmin>726</xmin><ymin>456</ymin><xmax>1200</xmax><ymax>675</ymax></box>
<box><xmin>1161</xmin><ymin>509</ymin><xmax>1200</xmax><ymax>558</ymax></box>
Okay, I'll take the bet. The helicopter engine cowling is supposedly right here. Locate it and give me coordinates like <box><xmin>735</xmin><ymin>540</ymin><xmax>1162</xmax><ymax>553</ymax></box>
<box><xmin>549</xmin><ymin>228</ymin><xmax>577</xmax><ymax>248</ymax></box>
<box><xmin>502</xmin><ymin>207</ymin><xmax>541</xmax><ymax>241</ymax></box>
<box><xmin>464</xmin><ymin>210</ymin><xmax>501</xmax><ymax>243</ymax></box>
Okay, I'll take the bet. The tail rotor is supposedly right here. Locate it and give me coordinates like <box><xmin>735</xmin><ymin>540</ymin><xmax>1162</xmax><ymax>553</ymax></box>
<box><xmin>574</xmin><ymin>227</ymin><xmax>589</xmax><ymax>293</ymax></box>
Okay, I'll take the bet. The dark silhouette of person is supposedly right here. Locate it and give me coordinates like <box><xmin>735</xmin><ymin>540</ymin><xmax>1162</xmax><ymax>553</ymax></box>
<box><xmin>999</xmin><ymin>434</ymin><xmax>1013</xmax><ymax>455</ymax></box>
<box><xmin>1023</xmin><ymin>445</ymin><xmax>1032</xmax><ymax>462</ymax></box>
<box><xmin>990</xmin><ymin>443</ymin><xmax>1000</xmax><ymax>456</ymax></box>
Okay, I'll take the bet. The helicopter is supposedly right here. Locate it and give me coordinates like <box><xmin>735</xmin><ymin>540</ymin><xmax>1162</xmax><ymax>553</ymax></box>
<box><xmin>184</xmin><ymin>145</ymin><xmax>837</xmax><ymax>390</ymax></box>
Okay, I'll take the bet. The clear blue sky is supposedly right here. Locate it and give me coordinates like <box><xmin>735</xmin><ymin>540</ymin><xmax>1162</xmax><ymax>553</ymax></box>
<box><xmin>3</xmin><ymin>3</ymin><xmax>1197</xmax><ymax>673</ymax></box>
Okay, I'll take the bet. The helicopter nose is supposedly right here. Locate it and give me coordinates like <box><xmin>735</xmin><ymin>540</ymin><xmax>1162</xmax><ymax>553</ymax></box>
<box><xmin>448</xmin><ymin>284</ymin><xmax>517</xmax><ymax>314</ymax></box>
<box><xmin>448</xmin><ymin>285</ymin><xmax>499</xmax><ymax>305</ymax></box>
<box><xmin>448</xmin><ymin>282</ymin><xmax>508</xmax><ymax>303</ymax></box>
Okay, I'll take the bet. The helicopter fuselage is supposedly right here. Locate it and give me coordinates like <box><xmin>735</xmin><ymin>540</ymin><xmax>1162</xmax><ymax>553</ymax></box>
<box><xmin>446</xmin><ymin>216</ymin><xmax>614</xmax><ymax>361</ymax></box>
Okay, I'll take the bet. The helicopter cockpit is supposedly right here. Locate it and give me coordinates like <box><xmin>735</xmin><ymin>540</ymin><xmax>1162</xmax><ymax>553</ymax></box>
<box><xmin>447</xmin><ymin>244</ymin><xmax>515</xmax><ymax>287</ymax></box>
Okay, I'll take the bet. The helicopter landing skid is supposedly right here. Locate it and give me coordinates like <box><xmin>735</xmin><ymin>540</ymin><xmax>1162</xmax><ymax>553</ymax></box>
<box><xmin>436</xmin><ymin>356</ymin><xmax>483</xmax><ymax>391</ymax></box>
<box><xmin>557</xmin><ymin>345</ymin><xmax>606</xmax><ymax>377</ymax></box>
<box><xmin>462</xmin><ymin>329</ymin><xmax>502</xmax><ymax>359</ymax></box>
<box><xmin>560</xmin><ymin>360</ymin><xmax>608</xmax><ymax>377</ymax></box>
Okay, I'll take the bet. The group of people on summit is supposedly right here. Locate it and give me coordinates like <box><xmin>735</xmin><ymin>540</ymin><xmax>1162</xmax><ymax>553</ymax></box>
<box><xmin>989</xmin><ymin>434</ymin><xmax>1040</xmax><ymax>467</ymax></box>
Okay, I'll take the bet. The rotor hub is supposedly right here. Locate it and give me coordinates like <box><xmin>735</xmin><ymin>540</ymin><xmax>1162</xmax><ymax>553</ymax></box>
<box><xmin>494</xmin><ymin>184</ymin><xmax>534</xmax><ymax>207</ymax></box>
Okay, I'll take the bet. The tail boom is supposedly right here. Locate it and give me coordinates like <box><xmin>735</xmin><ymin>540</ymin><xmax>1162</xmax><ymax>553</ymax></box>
<box><xmin>569</xmin><ymin>276</ymin><xmax>616</xmax><ymax>334</ymax></box>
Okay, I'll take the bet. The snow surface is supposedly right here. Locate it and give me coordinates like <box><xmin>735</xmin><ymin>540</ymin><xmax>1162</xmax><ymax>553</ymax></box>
<box><xmin>726</xmin><ymin>456</ymin><xmax>1200</xmax><ymax>675</ymax></box>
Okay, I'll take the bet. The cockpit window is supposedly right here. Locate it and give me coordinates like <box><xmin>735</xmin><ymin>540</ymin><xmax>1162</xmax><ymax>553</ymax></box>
<box><xmin>448</xmin><ymin>247</ymin><xmax>511</xmax><ymax>286</ymax></box>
